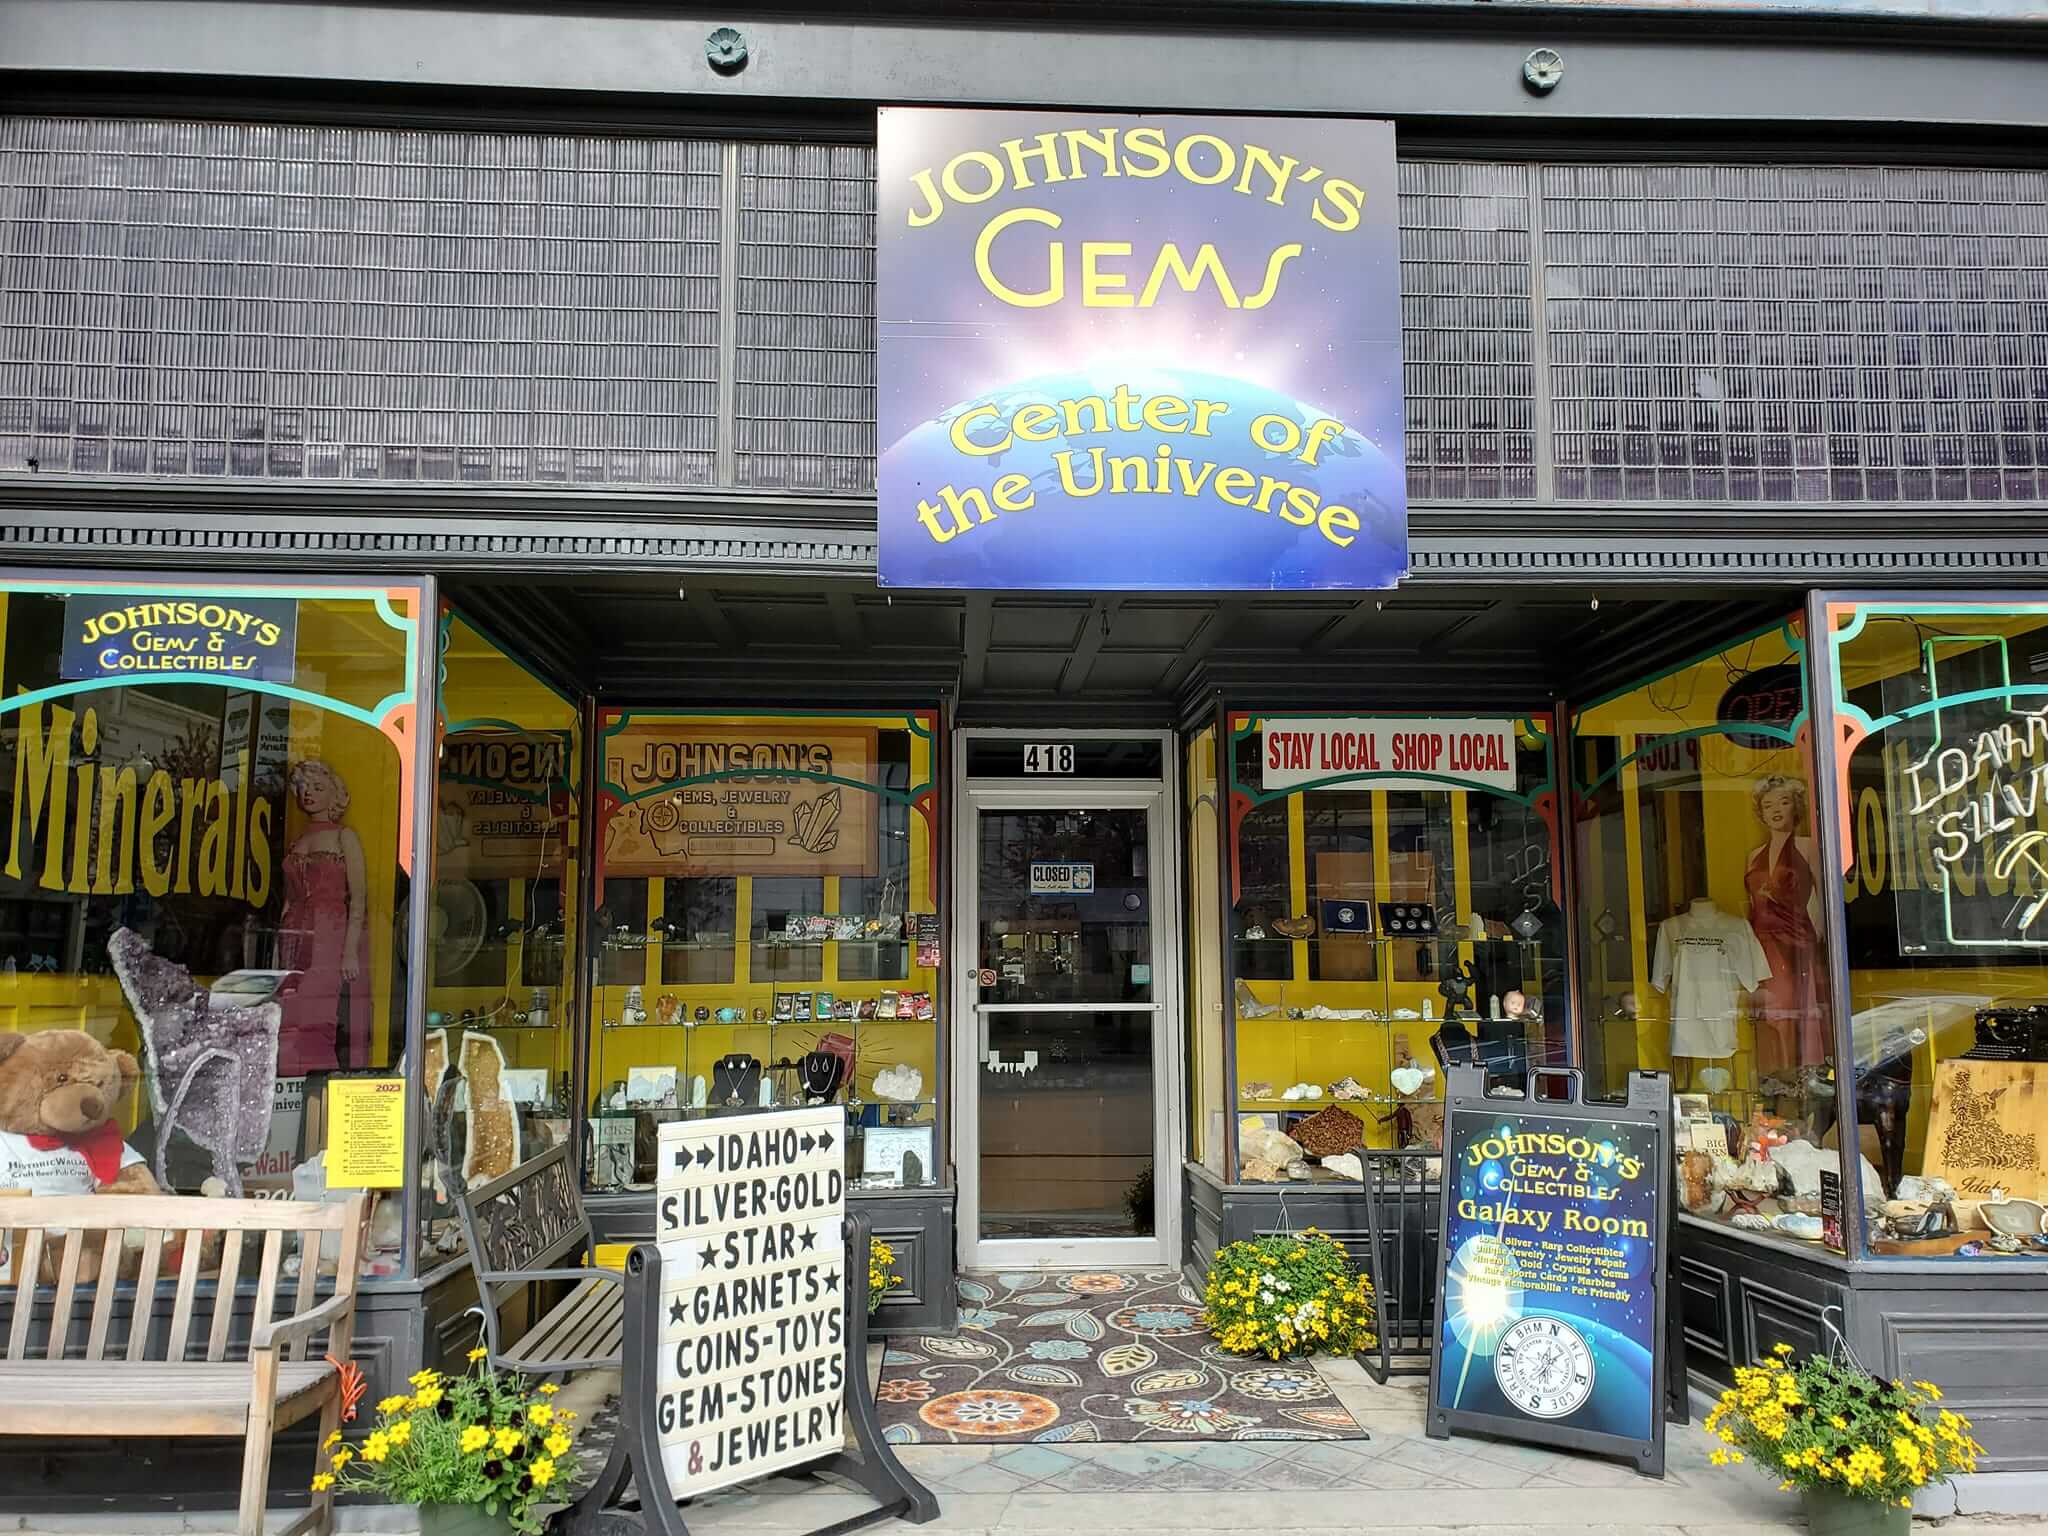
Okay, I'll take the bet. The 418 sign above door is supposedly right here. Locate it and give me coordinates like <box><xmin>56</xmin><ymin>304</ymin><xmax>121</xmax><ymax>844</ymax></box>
<box><xmin>1022</xmin><ymin>743</ymin><xmax>1074</xmax><ymax>774</ymax></box>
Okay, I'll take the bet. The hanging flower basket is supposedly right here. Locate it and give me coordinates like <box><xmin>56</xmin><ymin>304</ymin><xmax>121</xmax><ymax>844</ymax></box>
<box><xmin>1201</xmin><ymin>1228</ymin><xmax>1376</xmax><ymax>1359</ymax></box>
<box><xmin>1704</xmin><ymin>1345</ymin><xmax>1980</xmax><ymax>1525</ymax></box>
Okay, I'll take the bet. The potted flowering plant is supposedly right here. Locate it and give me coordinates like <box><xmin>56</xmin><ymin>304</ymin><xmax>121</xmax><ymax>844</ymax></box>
<box><xmin>868</xmin><ymin>1235</ymin><xmax>902</xmax><ymax>1314</ymax></box>
<box><xmin>1202</xmin><ymin>1228</ymin><xmax>1376</xmax><ymax>1360</ymax></box>
<box><xmin>317</xmin><ymin>1349</ymin><xmax>583</xmax><ymax>1535</ymax></box>
<box><xmin>1705</xmin><ymin>1344</ymin><xmax>1982</xmax><ymax>1536</ymax></box>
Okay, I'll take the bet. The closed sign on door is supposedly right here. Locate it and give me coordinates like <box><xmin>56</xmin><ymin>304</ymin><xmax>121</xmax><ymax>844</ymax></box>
<box><xmin>1029</xmin><ymin>861</ymin><xmax>1094</xmax><ymax>894</ymax></box>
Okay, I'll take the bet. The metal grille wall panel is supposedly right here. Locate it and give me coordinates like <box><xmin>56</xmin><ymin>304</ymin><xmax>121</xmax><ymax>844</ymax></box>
<box><xmin>733</xmin><ymin>141</ymin><xmax>877</xmax><ymax>493</ymax></box>
<box><xmin>0</xmin><ymin>117</ymin><xmax>722</xmax><ymax>486</ymax></box>
<box><xmin>1398</xmin><ymin>159</ymin><xmax>1537</xmax><ymax>501</ymax></box>
<box><xmin>2</xmin><ymin>115</ymin><xmax>2046</xmax><ymax>510</ymax></box>
<box><xmin>1543</xmin><ymin>162</ymin><xmax>2048</xmax><ymax>504</ymax></box>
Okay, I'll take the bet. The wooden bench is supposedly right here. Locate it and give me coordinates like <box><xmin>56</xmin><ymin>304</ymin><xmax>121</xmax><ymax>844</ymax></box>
<box><xmin>454</xmin><ymin>1141</ymin><xmax>623</xmax><ymax>1375</ymax></box>
<box><xmin>0</xmin><ymin>1193</ymin><xmax>369</xmax><ymax>1536</ymax></box>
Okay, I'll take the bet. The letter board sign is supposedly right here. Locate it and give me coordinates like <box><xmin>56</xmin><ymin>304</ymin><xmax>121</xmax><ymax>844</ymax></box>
<box><xmin>1428</xmin><ymin>1067</ymin><xmax>1672</xmax><ymax>1476</ymax></box>
<box><xmin>655</xmin><ymin>1106</ymin><xmax>849</xmax><ymax>1496</ymax></box>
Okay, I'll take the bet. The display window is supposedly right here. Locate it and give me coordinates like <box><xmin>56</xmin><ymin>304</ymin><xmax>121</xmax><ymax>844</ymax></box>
<box><xmin>1571</xmin><ymin>621</ymin><xmax>1848</xmax><ymax>1253</ymax></box>
<box><xmin>584</xmin><ymin>709</ymin><xmax>941</xmax><ymax>1195</ymax></box>
<box><xmin>1827</xmin><ymin>598</ymin><xmax>2048</xmax><ymax>1261</ymax></box>
<box><xmin>421</xmin><ymin>609</ymin><xmax>581</xmax><ymax>1267</ymax></box>
<box><xmin>1222</xmin><ymin>713</ymin><xmax>1566</xmax><ymax>1182</ymax></box>
<box><xmin>0</xmin><ymin>578</ymin><xmax>421</xmax><ymax>1277</ymax></box>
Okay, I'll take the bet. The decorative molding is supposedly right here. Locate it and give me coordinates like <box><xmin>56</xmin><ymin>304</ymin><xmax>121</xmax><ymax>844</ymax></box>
<box><xmin>8</xmin><ymin>502</ymin><xmax>2048</xmax><ymax>586</ymax></box>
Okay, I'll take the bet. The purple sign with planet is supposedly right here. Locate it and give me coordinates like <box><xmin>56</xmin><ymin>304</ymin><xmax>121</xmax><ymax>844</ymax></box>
<box><xmin>876</xmin><ymin>109</ymin><xmax>1405</xmax><ymax>591</ymax></box>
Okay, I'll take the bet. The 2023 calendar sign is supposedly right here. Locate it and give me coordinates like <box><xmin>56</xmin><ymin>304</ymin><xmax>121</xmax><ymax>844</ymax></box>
<box><xmin>655</xmin><ymin>1107</ymin><xmax>850</xmax><ymax>1495</ymax></box>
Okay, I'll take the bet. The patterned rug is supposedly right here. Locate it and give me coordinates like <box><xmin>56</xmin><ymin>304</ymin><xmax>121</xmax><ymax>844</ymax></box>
<box><xmin>874</xmin><ymin>1271</ymin><xmax>1364</xmax><ymax>1445</ymax></box>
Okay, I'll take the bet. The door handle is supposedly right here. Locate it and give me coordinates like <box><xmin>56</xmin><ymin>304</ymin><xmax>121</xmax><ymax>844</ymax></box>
<box><xmin>978</xmin><ymin>1011</ymin><xmax>991</xmax><ymax>1063</ymax></box>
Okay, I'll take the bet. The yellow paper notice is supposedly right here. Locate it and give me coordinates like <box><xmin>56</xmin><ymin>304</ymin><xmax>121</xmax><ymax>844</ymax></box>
<box><xmin>325</xmin><ymin>1077</ymin><xmax>408</xmax><ymax>1189</ymax></box>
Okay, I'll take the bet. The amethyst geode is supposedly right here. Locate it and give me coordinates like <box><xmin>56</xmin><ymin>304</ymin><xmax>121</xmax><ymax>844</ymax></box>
<box><xmin>109</xmin><ymin>927</ymin><xmax>281</xmax><ymax>1197</ymax></box>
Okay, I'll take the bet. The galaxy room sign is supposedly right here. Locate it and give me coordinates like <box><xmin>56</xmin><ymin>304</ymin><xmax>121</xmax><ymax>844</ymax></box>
<box><xmin>876</xmin><ymin>109</ymin><xmax>1406</xmax><ymax>591</ymax></box>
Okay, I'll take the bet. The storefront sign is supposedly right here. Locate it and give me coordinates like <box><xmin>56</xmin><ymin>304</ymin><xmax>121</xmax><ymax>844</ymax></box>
<box><xmin>602</xmin><ymin>717</ymin><xmax>877</xmax><ymax>879</ymax></box>
<box><xmin>1028</xmin><ymin>860</ymin><xmax>1095</xmax><ymax>894</ymax></box>
<box><xmin>1262</xmin><ymin>718</ymin><xmax>1519</xmax><ymax>793</ymax></box>
<box><xmin>655</xmin><ymin>1108</ymin><xmax>848</xmax><ymax>1497</ymax></box>
<box><xmin>324</xmin><ymin>1077</ymin><xmax>408</xmax><ymax>1189</ymax></box>
<box><xmin>60</xmin><ymin>593</ymin><xmax>297</xmax><ymax>680</ymax></box>
<box><xmin>1430</xmin><ymin>1067</ymin><xmax>1670</xmax><ymax>1476</ymax></box>
<box><xmin>876</xmin><ymin>109</ymin><xmax>1405</xmax><ymax>591</ymax></box>
<box><xmin>440</xmin><ymin>730</ymin><xmax>573</xmax><ymax>877</ymax></box>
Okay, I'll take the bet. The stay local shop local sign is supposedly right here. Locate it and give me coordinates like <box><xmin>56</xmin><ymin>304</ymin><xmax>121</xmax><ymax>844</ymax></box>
<box><xmin>655</xmin><ymin>1107</ymin><xmax>848</xmax><ymax>1497</ymax></box>
<box><xmin>875</xmin><ymin>108</ymin><xmax>1405</xmax><ymax>591</ymax></box>
<box><xmin>1262</xmin><ymin>718</ymin><xmax>1520</xmax><ymax>794</ymax></box>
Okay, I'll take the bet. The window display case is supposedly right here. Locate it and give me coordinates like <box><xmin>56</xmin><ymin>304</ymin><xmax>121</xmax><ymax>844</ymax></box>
<box><xmin>422</xmin><ymin>609</ymin><xmax>582</xmax><ymax>1266</ymax></box>
<box><xmin>1218</xmin><ymin>713</ymin><xmax>1568</xmax><ymax>1182</ymax></box>
<box><xmin>1571</xmin><ymin>620</ymin><xmax>1851</xmax><ymax>1254</ymax></box>
<box><xmin>583</xmin><ymin>709</ymin><xmax>941</xmax><ymax>1196</ymax></box>
<box><xmin>1824</xmin><ymin>597</ymin><xmax>2048</xmax><ymax>1261</ymax></box>
<box><xmin>0</xmin><ymin>577</ymin><xmax>423</xmax><ymax>1277</ymax></box>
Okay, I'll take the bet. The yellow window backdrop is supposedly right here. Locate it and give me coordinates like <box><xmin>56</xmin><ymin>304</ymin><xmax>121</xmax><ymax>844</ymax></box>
<box><xmin>1571</xmin><ymin>620</ymin><xmax>1848</xmax><ymax>1255</ymax></box>
<box><xmin>585</xmin><ymin>709</ymin><xmax>940</xmax><ymax>1194</ymax></box>
<box><xmin>421</xmin><ymin>610</ymin><xmax>582</xmax><ymax>1265</ymax></box>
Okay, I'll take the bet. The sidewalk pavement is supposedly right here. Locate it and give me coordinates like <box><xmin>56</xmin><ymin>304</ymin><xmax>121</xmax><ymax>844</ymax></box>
<box><xmin>661</xmin><ymin>1355</ymin><xmax>2039</xmax><ymax>1536</ymax></box>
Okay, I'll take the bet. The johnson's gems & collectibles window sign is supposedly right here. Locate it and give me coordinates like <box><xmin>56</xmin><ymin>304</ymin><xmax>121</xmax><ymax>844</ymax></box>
<box><xmin>876</xmin><ymin>109</ymin><xmax>1406</xmax><ymax>591</ymax></box>
<box><xmin>600</xmin><ymin>715</ymin><xmax>879</xmax><ymax>879</ymax></box>
<box><xmin>438</xmin><ymin>729</ymin><xmax>574</xmax><ymax>879</ymax></box>
<box><xmin>60</xmin><ymin>592</ymin><xmax>299</xmax><ymax>680</ymax></box>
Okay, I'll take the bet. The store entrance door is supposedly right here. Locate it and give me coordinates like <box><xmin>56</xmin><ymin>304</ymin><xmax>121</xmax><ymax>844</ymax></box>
<box><xmin>955</xmin><ymin>756</ymin><xmax>1178</xmax><ymax>1270</ymax></box>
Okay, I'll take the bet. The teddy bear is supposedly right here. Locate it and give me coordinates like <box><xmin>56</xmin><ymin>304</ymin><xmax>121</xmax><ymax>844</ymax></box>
<box><xmin>0</xmin><ymin>1029</ymin><xmax>162</xmax><ymax>1280</ymax></box>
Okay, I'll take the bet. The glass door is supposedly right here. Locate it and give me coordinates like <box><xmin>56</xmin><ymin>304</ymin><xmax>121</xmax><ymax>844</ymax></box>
<box><xmin>963</xmin><ymin>795</ymin><xmax>1171</xmax><ymax>1267</ymax></box>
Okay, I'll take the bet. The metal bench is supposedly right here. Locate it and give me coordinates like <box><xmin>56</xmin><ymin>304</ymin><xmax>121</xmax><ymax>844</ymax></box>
<box><xmin>0</xmin><ymin>1193</ymin><xmax>369</xmax><ymax>1536</ymax></box>
<box><xmin>454</xmin><ymin>1141</ymin><xmax>624</xmax><ymax>1375</ymax></box>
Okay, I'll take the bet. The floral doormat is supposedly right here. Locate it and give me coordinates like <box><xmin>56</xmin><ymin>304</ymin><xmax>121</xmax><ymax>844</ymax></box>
<box><xmin>874</xmin><ymin>1271</ymin><xmax>1364</xmax><ymax>1445</ymax></box>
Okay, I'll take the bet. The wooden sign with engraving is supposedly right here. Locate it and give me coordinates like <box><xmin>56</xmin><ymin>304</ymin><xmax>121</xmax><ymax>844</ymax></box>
<box><xmin>1924</xmin><ymin>1059</ymin><xmax>2046</xmax><ymax>1201</ymax></box>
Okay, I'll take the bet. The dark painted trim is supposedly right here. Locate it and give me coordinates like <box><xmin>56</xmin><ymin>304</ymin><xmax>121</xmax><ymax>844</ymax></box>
<box><xmin>5</xmin><ymin>1</ymin><xmax>2046</xmax><ymax>129</ymax></box>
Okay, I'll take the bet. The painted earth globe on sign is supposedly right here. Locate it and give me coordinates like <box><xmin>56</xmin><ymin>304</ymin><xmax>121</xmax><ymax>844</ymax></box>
<box><xmin>878</xmin><ymin>366</ymin><xmax>1404</xmax><ymax>590</ymax></box>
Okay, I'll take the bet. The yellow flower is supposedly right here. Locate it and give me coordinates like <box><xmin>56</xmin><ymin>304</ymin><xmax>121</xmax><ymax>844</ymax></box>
<box><xmin>413</xmin><ymin>1384</ymin><xmax>445</xmax><ymax>1410</ymax></box>
<box><xmin>408</xmin><ymin>1369</ymin><xmax>440</xmax><ymax>1389</ymax></box>
<box><xmin>377</xmin><ymin>1395</ymin><xmax>412</xmax><ymax>1415</ymax></box>
<box><xmin>1915</xmin><ymin>1381</ymin><xmax>1941</xmax><ymax>1400</ymax></box>
<box><xmin>1829</xmin><ymin>1416</ymin><xmax>1848</xmax><ymax>1430</ymax></box>
<box><xmin>538</xmin><ymin>1383</ymin><xmax>561</xmax><ymax>1396</ymax></box>
<box><xmin>529</xmin><ymin>1457</ymin><xmax>557</xmax><ymax>1489</ymax></box>
<box><xmin>527</xmin><ymin>1403</ymin><xmax>555</xmax><ymax>1428</ymax></box>
<box><xmin>323</xmin><ymin>1430</ymin><xmax>344</xmax><ymax>1449</ymax></box>
<box><xmin>310</xmin><ymin>1474</ymin><xmax>335</xmax><ymax>1493</ymax></box>
<box><xmin>494</xmin><ymin>1427</ymin><xmax>523</xmax><ymax>1455</ymax></box>
<box><xmin>461</xmin><ymin>1425</ymin><xmax>491</xmax><ymax>1454</ymax></box>
<box><xmin>361</xmin><ymin>1432</ymin><xmax>390</xmax><ymax>1464</ymax></box>
<box><xmin>545</xmin><ymin>1431</ymin><xmax>572</xmax><ymax>1458</ymax></box>
<box><xmin>1772</xmin><ymin>1343</ymin><xmax>1794</xmax><ymax>1356</ymax></box>
<box><xmin>388</xmin><ymin>1420</ymin><xmax>412</xmax><ymax>1447</ymax></box>
<box><xmin>1710</xmin><ymin>1449</ymin><xmax>1731</xmax><ymax>1466</ymax></box>
<box><xmin>330</xmin><ymin>1448</ymin><xmax>354</xmax><ymax>1470</ymax></box>
<box><xmin>468</xmin><ymin>1346</ymin><xmax>490</xmax><ymax>1363</ymax></box>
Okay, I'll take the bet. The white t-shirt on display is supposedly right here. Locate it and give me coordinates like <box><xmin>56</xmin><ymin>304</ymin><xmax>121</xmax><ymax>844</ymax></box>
<box><xmin>1651</xmin><ymin>899</ymin><xmax>1772</xmax><ymax>1060</ymax></box>
<box><xmin>0</xmin><ymin>1128</ymin><xmax>145</xmax><ymax>1195</ymax></box>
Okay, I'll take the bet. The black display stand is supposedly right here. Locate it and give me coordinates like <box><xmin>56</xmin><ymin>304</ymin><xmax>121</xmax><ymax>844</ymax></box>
<box><xmin>1426</xmin><ymin>1066</ymin><xmax>1673</xmax><ymax>1478</ymax></box>
<box><xmin>561</xmin><ymin>1209</ymin><xmax>939</xmax><ymax>1536</ymax></box>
